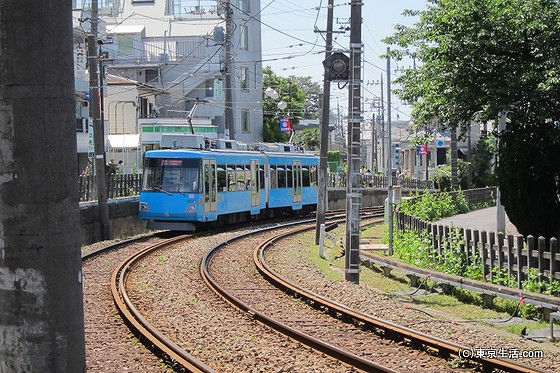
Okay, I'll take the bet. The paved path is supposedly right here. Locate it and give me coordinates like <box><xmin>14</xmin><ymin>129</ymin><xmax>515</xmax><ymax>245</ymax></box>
<box><xmin>434</xmin><ymin>206</ymin><xmax>520</xmax><ymax>235</ymax></box>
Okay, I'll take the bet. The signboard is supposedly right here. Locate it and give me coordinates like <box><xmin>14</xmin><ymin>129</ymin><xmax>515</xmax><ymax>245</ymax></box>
<box><xmin>279</xmin><ymin>116</ymin><xmax>291</xmax><ymax>133</ymax></box>
<box><xmin>88</xmin><ymin>118</ymin><xmax>95</xmax><ymax>159</ymax></box>
<box><xmin>417</xmin><ymin>144</ymin><xmax>427</xmax><ymax>155</ymax></box>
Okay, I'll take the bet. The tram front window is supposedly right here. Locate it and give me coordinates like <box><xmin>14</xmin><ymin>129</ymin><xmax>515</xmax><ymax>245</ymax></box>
<box><xmin>142</xmin><ymin>158</ymin><xmax>200</xmax><ymax>193</ymax></box>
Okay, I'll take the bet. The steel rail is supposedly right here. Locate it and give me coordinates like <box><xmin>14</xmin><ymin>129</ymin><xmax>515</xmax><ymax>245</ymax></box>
<box><xmin>110</xmin><ymin>233</ymin><xmax>218</xmax><ymax>373</ymax></box>
<box><xmin>105</xmin><ymin>215</ymin><xmax>333</xmax><ymax>373</ymax></box>
<box><xmin>200</xmin><ymin>214</ymin><xmax>396</xmax><ymax>373</ymax></box>
<box><xmin>255</xmin><ymin>220</ymin><xmax>545</xmax><ymax>373</ymax></box>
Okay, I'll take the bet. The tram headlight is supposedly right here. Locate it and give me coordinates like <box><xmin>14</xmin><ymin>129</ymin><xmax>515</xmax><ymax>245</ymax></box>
<box><xmin>186</xmin><ymin>204</ymin><xmax>196</xmax><ymax>213</ymax></box>
<box><xmin>140</xmin><ymin>202</ymin><xmax>148</xmax><ymax>212</ymax></box>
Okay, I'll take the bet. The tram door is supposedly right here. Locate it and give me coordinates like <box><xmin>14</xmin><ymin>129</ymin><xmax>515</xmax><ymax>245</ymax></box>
<box><xmin>250</xmin><ymin>160</ymin><xmax>259</xmax><ymax>206</ymax></box>
<box><xmin>203</xmin><ymin>159</ymin><xmax>217</xmax><ymax>212</ymax></box>
<box><xmin>292</xmin><ymin>161</ymin><xmax>302</xmax><ymax>203</ymax></box>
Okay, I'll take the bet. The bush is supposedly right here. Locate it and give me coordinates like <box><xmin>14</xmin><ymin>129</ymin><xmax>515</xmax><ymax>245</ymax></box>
<box><xmin>400</xmin><ymin>191</ymin><xmax>468</xmax><ymax>222</ymax></box>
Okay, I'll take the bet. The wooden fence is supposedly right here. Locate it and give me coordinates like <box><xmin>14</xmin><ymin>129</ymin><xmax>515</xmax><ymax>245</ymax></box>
<box><xmin>79</xmin><ymin>174</ymin><xmax>142</xmax><ymax>202</ymax></box>
<box><xmin>396</xmin><ymin>191</ymin><xmax>560</xmax><ymax>287</ymax></box>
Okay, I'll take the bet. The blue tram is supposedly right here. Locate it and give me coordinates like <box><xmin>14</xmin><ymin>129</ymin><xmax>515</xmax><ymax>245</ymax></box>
<box><xmin>139</xmin><ymin>139</ymin><xmax>319</xmax><ymax>231</ymax></box>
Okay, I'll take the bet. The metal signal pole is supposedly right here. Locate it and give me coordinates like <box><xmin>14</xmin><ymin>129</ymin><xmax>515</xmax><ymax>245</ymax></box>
<box><xmin>345</xmin><ymin>0</ymin><xmax>363</xmax><ymax>283</ymax></box>
<box><xmin>315</xmin><ymin>0</ymin><xmax>334</xmax><ymax>244</ymax></box>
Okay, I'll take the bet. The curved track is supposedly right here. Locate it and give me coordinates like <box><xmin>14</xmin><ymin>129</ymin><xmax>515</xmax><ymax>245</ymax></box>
<box><xmin>83</xmin><ymin>209</ymin><xmax>555</xmax><ymax>372</ymax></box>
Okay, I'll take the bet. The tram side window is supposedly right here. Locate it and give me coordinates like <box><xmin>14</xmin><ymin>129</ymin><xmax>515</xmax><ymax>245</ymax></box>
<box><xmin>259</xmin><ymin>165</ymin><xmax>265</xmax><ymax>190</ymax></box>
<box><xmin>310</xmin><ymin>165</ymin><xmax>318</xmax><ymax>186</ymax></box>
<box><xmin>277</xmin><ymin>166</ymin><xmax>286</xmax><ymax>188</ymax></box>
<box><xmin>236</xmin><ymin>165</ymin><xmax>246</xmax><ymax>190</ymax></box>
<box><xmin>217</xmin><ymin>165</ymin><xmax>227</xmax><ymax>191</ymax></box>
<box><xmin>245</xmin><ymin>165</ymin><xmax>251</xmax><ymax>190</ymax></box>
<box><xmin>287</xmin><ymin>165</ymin><xmax>293</xmax><ymax>188</ymax></box>
<box><xmin>270</xmin><ymin>165</ymin><xmax>277</xmax><ymax>188</ymax></box>
<box><xmin>227</xmin><ymin>166</ymin><xmax>236</xmax><ymax>191</ymax></box>
<box><xmin>302</xmin><ymin>167</ymin><xmax>310</xmax><ymax>187</ymax></box>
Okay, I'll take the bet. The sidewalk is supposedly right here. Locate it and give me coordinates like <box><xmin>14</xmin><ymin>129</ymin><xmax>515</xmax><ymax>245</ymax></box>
<box><xmin>434</xmin><ymin>206</ymin><xmax>519</xmax><ymax>236</ymax></box>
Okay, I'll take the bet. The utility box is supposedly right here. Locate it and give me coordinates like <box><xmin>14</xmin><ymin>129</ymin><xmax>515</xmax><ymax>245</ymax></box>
<box><xmin>393</xmin><ymin>185</ymin><xmax>402</xmax><ymax>205</ymax></box>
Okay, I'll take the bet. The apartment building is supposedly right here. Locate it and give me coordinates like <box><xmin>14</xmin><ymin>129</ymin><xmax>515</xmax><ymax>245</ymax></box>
<box><xmin>73</xmin><ymin>0</ymin><xmax>263</xmax><ymax>173</ymax></box>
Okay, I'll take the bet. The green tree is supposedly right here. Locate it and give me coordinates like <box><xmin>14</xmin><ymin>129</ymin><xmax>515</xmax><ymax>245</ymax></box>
<box><xmin>290</xmin><ymin>76</ymin><xmax>322</xmax><ymax>119</ymax></box>
<box><xmin>385</xmin><ymin>0</ymin><xmax>560</xmax><ymax>238</ymax></box>
<box><xmin>432</xmin><ymin>159</ymin><xmax>470</xmax><ymax>191</ymax></box>
<box><xmin>471</xmin><ymin>135</ymin><xmax>496</xmax><ymax>188</ymax></box>
<box><xmin>262</xmin><ymin>66</ymin><xmax>307</xmax><ymax>143</ymax></box>
<box><xmin>295</xmin><ymin>128</ymin><xmax>320</xmax><ymax>151</ymax></box>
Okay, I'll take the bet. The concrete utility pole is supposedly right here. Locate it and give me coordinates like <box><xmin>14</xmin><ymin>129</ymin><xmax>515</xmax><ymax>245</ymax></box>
<box><xmin>224</xmin><ymin>0</ymin><xmax>235</xmax><ymax>139</ymax></box>
<box><xmin>345</xmin><ymin>0</ymin><xmax>363</xmax><ymax>284</ymax></box>
<box><xmin>88</xmin><ymin>0</ymin><xmax>111</xmax><ymax>240</ymax></box>
<box><xmin>315</xmin><ymin>0</ymin><xmax>335</xmax><ymax>244</ymax></box>
<box><xmin>0</xmin><ymin>2</ymin><xmax>86</xmax><ymax>371</ymax></box>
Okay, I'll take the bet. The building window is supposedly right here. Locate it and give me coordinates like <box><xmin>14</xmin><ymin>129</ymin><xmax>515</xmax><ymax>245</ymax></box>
<box><xmin>118</xmin><ymin>35</ymin><xmax>134</xmax><ymax>55</ymax></box>
<box><xmin>240</xmin><ymin>67</ymin><xmax>249</xmax><ymax>91</ymax></box>
<box><xmin>238</xmin><ymin>0</ymin><xmax>250</xmax><ymax>13</ymax></box>
<box><xmin>166</xmin><ymin>0</ymin><xmax>213</xmax><ymax>16</ymax></box>
<box><xmin>240</xmin><ymin>25</ymin><xmax>248</xmax><ymax>50</ymax></box>
<box><xmin>241</xmin><ymin>110</ymin><xmax>250</xmax><ymax>133</ymax></box>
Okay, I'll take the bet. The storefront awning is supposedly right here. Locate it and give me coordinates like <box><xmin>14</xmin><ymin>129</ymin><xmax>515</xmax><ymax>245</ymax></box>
<box><xmin>108</xmin><ymin>134</ymin><xmax>140</xmax><ymax>148</ymax></box>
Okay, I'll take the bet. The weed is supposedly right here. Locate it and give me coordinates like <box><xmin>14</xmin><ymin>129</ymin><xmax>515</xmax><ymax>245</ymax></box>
<box><xmin>156</xmin><ymin>255</ymin><xmax>167</xmax><ymax>263</ymax></box>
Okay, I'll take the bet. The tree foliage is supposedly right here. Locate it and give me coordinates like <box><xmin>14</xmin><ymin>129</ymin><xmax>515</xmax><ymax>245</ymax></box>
<box><xmin>385</xmin><ymin>0</ymin><xmax>560</xmax><ymax>238</ymax></box>
<box><xmin>262</xmin><ymin>66</ymin><xmax>308</xmax><ymax>142</ymax></box>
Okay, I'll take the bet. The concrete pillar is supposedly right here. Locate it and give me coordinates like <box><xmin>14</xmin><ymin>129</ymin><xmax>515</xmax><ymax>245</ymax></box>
<box><xmin>0</xmin><ymin>2</ymin><xmax>86</xmax><ymax>372</ymax></box>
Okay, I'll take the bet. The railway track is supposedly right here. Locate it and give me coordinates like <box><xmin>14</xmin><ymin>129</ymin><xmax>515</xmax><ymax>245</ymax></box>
<box><xmin>83</xmin><ymin>209</ymin><xmax>557</xmax><ymax>372</ymax></box>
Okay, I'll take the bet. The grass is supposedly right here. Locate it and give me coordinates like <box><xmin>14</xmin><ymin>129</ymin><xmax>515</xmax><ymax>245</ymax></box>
<box><xmin>299</xmin><ymin>222</ymin><xmax>548</xmax><ymax>339</ymax></box>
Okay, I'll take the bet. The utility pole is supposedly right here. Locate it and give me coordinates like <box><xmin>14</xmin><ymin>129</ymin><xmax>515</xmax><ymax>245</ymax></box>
<box><xmin>224</xmin><ymin>0</ymin><xmax>235</xmax><ymax>139</ymax></box>
<box><xmin>315</xmin><ymin>0</ymin><xmax>335</xmax><ymax>244</ymax></box>
<box><xmin>0</xmin><ymin>1</ymin><xmax>86</xmax><ymax>370</ymax></box>
<box><xmin>386</xmin><ymin>47</ymin><xmax>394</xmax><ymax>255</ymax></box>
<box><xmin>345</xmin><ymin>0</ymin><xmax>363</xmax><ymax>284</ymax></box>
<box><xmin>88</xmin><ymin>0</ymin><xmax>111</xmax><ymax>240</ymax></box>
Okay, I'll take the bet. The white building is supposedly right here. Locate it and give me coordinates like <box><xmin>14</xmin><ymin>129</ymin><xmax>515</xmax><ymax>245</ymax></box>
<box><xmin>72</xmin><ymin>0</ymin><xmax>264</xmax><ymax>173</ymax></box>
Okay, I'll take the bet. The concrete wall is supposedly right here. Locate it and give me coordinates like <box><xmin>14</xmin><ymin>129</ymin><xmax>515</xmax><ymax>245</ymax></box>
<box><xmin>80</xmin><ymin>189</ymin><xmax>408</xmax><ymax>245</ymax></box>
<box><xmin>80</xmin><ymin>197</ymin><xmax>147</xmax><ymax>245</ymax></box>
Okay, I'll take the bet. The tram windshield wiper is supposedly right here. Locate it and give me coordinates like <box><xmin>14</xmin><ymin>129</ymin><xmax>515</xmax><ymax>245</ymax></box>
<box><xmin>151</xmin><ymin>186</ymin><xmax>173</xmax><ymax>195</ymax></box>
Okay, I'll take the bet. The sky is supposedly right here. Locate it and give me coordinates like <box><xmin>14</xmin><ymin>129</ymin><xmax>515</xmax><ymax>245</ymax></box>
<box><xmin>259</xmin><ymin>1</ymin><xmax>426</xmax><ymax>122</ymax></box>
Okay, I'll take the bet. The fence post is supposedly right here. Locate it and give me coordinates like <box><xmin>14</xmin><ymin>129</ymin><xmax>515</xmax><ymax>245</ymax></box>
<box><xmin>516</xmin><ymin>236</ymin><xmax>524</xmax><ymax>289</ymax></box>
<box><xmin>550</xmin><ymin>237</ymin><xmax>558</xmax><ymax>284</ymax></box>
<box><xmin>538</xmin><ymin>236</ymin><xmax>546</xmax><ymax>283</ymax></box>
<box><xmin>526</xmin><ymin>235</ymin><xmax>535</xmax><ymax>282</ymax></box>
<box><xmin>481</xmin><ymin>231</ymin><xmax>489</xmax><ymax>281</ymax></box>
<box><xmin>506</xmin><ymin>235</ymin><xmax>514</xmax><ymax>286</ymax></box>
<box><xmin>464</xmin><ymin>228</ymin><xmax>471</xmax><ymax>265</ymax></box>
<box><xmin>437</xmin><ymin>224</ymin><xmax>444</xmax><ymax>259</ymax></box>
<box><xmin>427</xmin><ymin>223</ymin><xmax>433</xmax><ymax>258</ymax></box>
<box><xmin>488</xmin><ymin>232</ymin><xmax>496</xmax><ymax>282</ymax></box>
<box><xmin>472</xmin><ymin>229</ymin><xmax>480</xmax><ymax>266</ymax></box>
